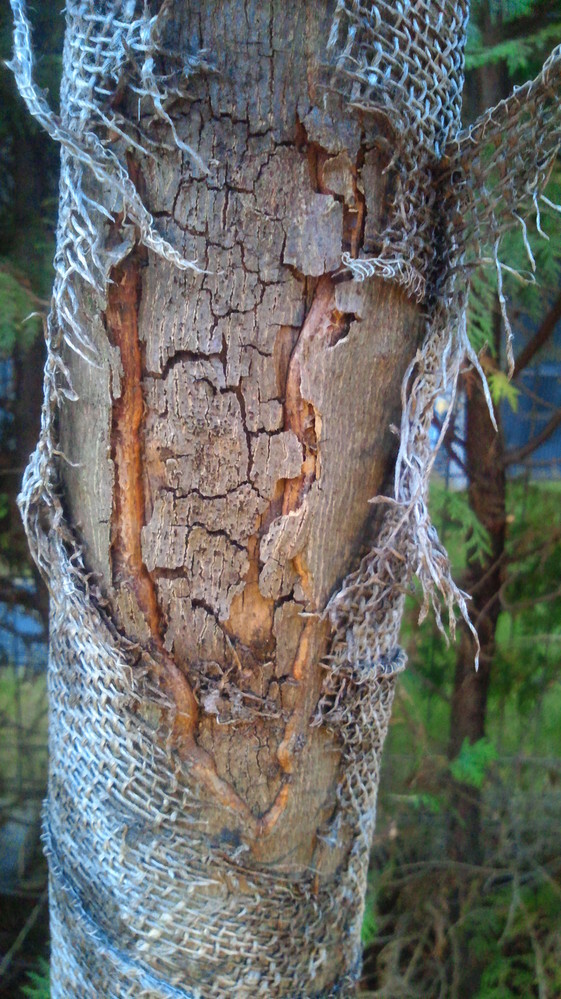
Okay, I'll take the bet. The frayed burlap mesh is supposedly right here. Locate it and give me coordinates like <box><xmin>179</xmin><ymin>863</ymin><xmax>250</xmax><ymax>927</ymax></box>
<box><xmin>9</xmin><ymin>0</ymin><xmax>561</xmax><ymax>995</ymax></box>
<box><xmin>328</xmin><ymin>0</ymin><xmax>469</xmax><ymax>298</ymax></box>
<box><xmin>42</xmin><ymin>528</ymin><xmax>400</xmax><ymax>997</ymax></box>
<box><xmin>40</xmin><ymin>521</ymin><xmax>405</xmax><ymax>997</ymax></box>
<box><xmin>325</xmin><ymin>2</ymin><xmax>561</xmax><ymax>678</ymax></box>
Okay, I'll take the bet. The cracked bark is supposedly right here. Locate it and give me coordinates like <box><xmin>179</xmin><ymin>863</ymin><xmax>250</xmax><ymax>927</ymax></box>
<box><xmin>58</xmin><ymin>0</ymin><xmax>422</xmax><ymax>991</ymax></box>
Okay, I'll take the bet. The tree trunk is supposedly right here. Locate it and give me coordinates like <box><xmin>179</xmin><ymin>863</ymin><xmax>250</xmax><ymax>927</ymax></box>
<box><xmin>448</xmin><ymin>340</ymin><xmax>506</xmax><ymax>863</ymax></box>
<box><xmin>41</xmin><ymin>2</ymin><xmax>424</xmax><ymax>995</ymax></box>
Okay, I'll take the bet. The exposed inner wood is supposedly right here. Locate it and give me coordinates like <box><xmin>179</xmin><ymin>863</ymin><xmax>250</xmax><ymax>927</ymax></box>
<box><xmin>107</xmin><ymin>246</ymin><xmax>161</xmax><ymax>641</ymax></box>
<box><xmin>282</xmin><ymin>274</ymin><xmax>346</xmax><ymax>520</ymax></box>
<box><xmin>104</xmin><ymin>232</ymin><xmax>259</xmax><ymax>826</ymax></box>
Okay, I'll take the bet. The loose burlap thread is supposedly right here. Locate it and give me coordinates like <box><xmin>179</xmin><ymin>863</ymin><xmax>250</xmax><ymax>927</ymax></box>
<box><xmin>9</xmin><ymin>0</ymin><xmax>561</xmax><ymax>995</ymax></box>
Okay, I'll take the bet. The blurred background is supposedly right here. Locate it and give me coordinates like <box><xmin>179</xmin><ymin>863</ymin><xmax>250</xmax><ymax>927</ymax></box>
<box><xmin>0</xmin><ymin>1</ymin><xmax>560</xmax><ymax>996</ymax></box>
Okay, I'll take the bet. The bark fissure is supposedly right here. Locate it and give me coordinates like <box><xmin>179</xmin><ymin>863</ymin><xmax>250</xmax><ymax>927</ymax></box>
<box><xmin>106</xmin><ymin>243</ymin><xmax>163</xmax><ymax>642</ymax></box>
<box><xmin>104</xmin><ymin>218</ymin><xmax>264</xmax><ymax>828</ymax></box>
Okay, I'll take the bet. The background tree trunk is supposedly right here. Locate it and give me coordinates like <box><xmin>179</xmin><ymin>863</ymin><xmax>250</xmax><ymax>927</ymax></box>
<box><xmin>445</xmin><ymin>40</ymin><xmax>510</xmax><ymax>994</ymax></box>
<box><xmin>448</xmin><ymin>316</ymin><xmax>506</xmax><ymax>867</ymax></box>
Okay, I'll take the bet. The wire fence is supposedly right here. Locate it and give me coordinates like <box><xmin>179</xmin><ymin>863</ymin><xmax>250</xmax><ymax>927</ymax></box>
<box><xmin>0</xmin><ymin>594</ymin><xmax>48</xmax><ymax>993</ymax></box>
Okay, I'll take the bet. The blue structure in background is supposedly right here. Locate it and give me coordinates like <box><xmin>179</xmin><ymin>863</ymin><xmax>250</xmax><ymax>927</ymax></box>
<box><xmin>0</xmin><ymin>595</ymin><xmax>47</xmax><ymax>674</ymax></box>
<box><xmin>0</xmin><ymin>358</ymin><xmax>47</xmax><ymax>671</ymax></box>
<box><xmin>0</xmin><ymin>359</ymin><xmax>15</xmax><ymax>454</ymax></box>
<box><xmin>510</xmin><ymin>361</ymin><xmax>561</xmax><ymax>477</ymax></box>
<box><xmin>433</xmin><ymin>310</ymin><xmax>561</xmax><ymax>487</ymax></box>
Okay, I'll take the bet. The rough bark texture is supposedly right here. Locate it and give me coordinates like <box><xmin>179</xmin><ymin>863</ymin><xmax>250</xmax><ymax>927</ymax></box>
<box><xmin>56</xmin><ymin>0</ymin><xmax>421</xmax><ymax>992</ymax></box>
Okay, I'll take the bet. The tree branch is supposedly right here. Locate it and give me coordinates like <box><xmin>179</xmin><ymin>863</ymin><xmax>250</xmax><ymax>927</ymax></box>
<box><xmin>432</xmin><ymin>415</ymin><xmax>469</xmax><ymax>475</ymax></box>
<box><xmin>503</xmin><ymin>404</ymin><xmax>561</xmax><ymax>467</ymax></box>
<box><xmin>513</xmin><ymin>289</ymin><xmax>561</xmax><ymax>377</ymax></box>
<box><xmin>0</xmin><ymin>577</ymin><xmax>46</xmax><ymax>618</ymax></box>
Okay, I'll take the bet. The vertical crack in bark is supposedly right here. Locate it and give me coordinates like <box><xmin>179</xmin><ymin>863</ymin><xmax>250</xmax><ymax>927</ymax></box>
<box><xmin>274</xmin><ymin>275</ymin><xmax>345</xmax><ymax>784</ymax></box>
<box><xmin>108</xmin><ymin>247</ymin><xmax>160</xmax><ymax>636</ymax></box>
<box><xmin>276</xmin><ymin>618</ymin><xmax>325</xmax><ymax>776</ymax></box>
<box><xmin>105</xmin><ymin>245</ymin><xmax>202</xmax><ymax>744</ymax></box>
<box><xmin>242</xmin><ymin>138</ymin><xmax>367</xmax><ymax>834</ymax></box>
<box><xmin>105</xmin><ymin>231</ymin><xmax>258</xmax><ymax>829</ymax></box>
<box><xmin>346</xmin><ymin>144</ymin><xmax>366</xmax><ymax>259</ymax></box>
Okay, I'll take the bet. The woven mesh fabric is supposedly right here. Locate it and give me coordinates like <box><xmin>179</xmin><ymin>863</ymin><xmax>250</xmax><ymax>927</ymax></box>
<box><xmin>324</xmin><ymin>5</ymin><xmax>561</xmax><ymax>679</ymax></box>
<box><xmin>447</xmin><ymin>44</ymin><xmax>561</xmax><ymax>371</ymax></box>
<box><xmin>41</xmin><ymin>524</ymin><xmax>404</xmax><ymax>996</ymax></box>
<box><xmin>42</xmin><ymin>529</ymin><xmax>401</xmax><ymax>997</ymax></box>
<box><xmin>328</xmin><ymin>0</ymin><xmax>469</xmax><ymax>298</ymax></box>
<box><xmin>9</xmin><ymin>0</ymin><xmax>561</xmax><ymax>995</ymax></box>
<box><xmin>330</xmin><ymin>0</ymin><xmax>468</xmax><ymax>154</ymax></box>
